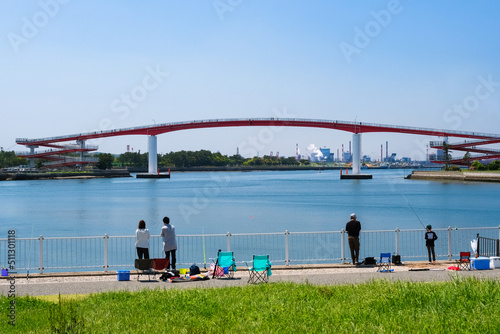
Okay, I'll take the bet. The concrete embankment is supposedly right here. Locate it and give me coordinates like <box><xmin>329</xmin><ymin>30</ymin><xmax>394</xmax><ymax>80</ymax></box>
<box><xmin>408</xmin><ymin>171</ymin><xmax>500</xmax><ymax>183</ymax></box>
<box><xmin>0</xmin><ymin>170</ymin><xmax>131</xmax><ymax>181</ymax></box>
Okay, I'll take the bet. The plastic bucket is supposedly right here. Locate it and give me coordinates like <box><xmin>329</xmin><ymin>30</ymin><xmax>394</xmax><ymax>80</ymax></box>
<box><xmin>179</xmin><ymin>268</ymin><xmax>187</xmax><ymax>275</ymax></box>
<box><xmin>117</xmin><ymin>270</ymin><xmax>130</xmax><ymax>281</ymax></box>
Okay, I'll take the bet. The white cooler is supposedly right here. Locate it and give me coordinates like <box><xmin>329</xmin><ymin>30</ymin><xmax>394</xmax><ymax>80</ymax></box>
<box><xmin>490</xmin><ymin>257</ymin><xmax>500</xmax><ymax>269</ymax></box>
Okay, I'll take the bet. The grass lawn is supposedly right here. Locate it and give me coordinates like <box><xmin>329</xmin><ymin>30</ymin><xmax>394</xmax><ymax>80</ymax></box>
<box><xmin>2</xmin><ymin>276</ymin><xmax>500</xmax><ymax>333</ymax></box>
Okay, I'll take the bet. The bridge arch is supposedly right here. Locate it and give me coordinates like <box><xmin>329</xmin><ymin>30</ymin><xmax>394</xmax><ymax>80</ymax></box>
<box><xmin>16</xmin><ymin>118</ymin><xmax>500</xmax><ymax>173</ymax></box>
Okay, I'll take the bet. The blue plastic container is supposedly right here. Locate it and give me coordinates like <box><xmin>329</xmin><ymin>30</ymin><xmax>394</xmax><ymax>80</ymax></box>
<box><xmin>117</xmin><ymin>270</ymin><xmax>130</xmax><ymax>281</ymax></box>
<box><xmin>471</xmin><ymin>257</ymin><xmax>490</xmax><ymax>270</ymax></box>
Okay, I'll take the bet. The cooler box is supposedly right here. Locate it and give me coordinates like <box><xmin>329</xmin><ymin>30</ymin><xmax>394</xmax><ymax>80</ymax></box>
<box><xmin>117</xmin><ymin>270</ymin><xmax>130</xmax><ymax>281</ymax></box>
<box><xmin>490</xmin><ymin>257</ymin><xmax>500</xmax><ymax>269</ymax></box>
<box><xmin>471</xmin><ymin>257</ymin><xmax>490</xmax><ymax>270</ymax></box>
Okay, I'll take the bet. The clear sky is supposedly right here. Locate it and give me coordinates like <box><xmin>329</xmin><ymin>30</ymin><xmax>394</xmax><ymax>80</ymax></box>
<box><xmin>1</xmin><ymin>1</ymin><xmax>499</xmax><ymax>160</ymax></box>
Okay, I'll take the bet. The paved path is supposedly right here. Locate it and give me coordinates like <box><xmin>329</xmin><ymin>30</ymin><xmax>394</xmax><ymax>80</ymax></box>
<box><xmin>1</xmin><ymin>263</ymin><xmax>499</xmax><ymax>297</ymax></box>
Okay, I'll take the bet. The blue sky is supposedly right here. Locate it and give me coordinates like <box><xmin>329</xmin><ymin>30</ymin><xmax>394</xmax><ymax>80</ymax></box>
<box><xmin>1</xmin><ymin>1</ymin><xmax>500</xmax><ymax>160</ymax></box>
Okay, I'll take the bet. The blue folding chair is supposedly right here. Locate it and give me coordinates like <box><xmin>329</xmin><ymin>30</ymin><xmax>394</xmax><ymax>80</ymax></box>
<box><xmin>377</xmin><ymin>253</ymin><xmax>392</xmax><ymax>272</ymax></box>
<box><xmin>246</xmin><ymin>255</ymin><xmax>272</xmax><ymax>284</ymax></box>
<box><xmin>212</xmin><ymin>250</ymin><xmax>237</xmax><ymax>279</ymax></box>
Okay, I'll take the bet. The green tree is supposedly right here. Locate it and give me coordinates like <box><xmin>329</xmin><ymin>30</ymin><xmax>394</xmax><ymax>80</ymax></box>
<box><xmin>487</xmin><ymin>160</ymin><xmax>500</xmax><ymax>171</ymax></box>
<box><xmin>96</xmin><ymin>153</ymin><xmax>115</xmax><ymax>170</ymax></box>
<box><xmin>0</xmin><ymin>149</ymin><xmax>28</xmax><ymax>168</ymax></box>
<box><xmin>117</xmin><ymin>152</ymin><xmax>148</xmax><ymax>167</ymax></box>
<box><xmin>471</xmin><ymin>160</ymin><xmax>486</xmax><ymax>171</ymax></box>
<box><xmin>462</xmin><ymin>151</ymin><xmax>472</xmax><ymax>167</ymax></box>
<box><xmin>228</xmin><ymin>154</ymin><xmax>245</xmax><ymax>166</ymax></box>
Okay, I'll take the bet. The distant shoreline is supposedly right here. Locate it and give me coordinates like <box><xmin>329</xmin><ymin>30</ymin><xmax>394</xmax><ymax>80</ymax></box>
<box><xmin>407</xmin><ymin>171</ymin><xmax>500</xmax><ymax>183</ymax></box>
<box><xmin>0</xmin><ymin>165</ymin><xmax>436</xmax><ymax>181</ymax></box>
<box><xmin>0</xmin><ymin>170</ymin><xmax>131</xmax><ymax>181</ymax></box>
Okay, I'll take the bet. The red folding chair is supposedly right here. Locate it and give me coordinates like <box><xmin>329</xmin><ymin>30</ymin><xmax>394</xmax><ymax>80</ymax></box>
<box><xmin>456</xmin><ymin>252</ymin><xmax>471</xmax><ymax>270</ymax></box>
<box><xmin>152</xmin><ymin>258</ymin><xmax>170</xmax><ymax>271</ymax></box>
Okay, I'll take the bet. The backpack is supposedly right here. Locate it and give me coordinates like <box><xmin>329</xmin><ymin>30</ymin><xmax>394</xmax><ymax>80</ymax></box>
<box><xmin>189</xmin><ymin>264</ymin><xmax>200</xmax><ymax>275</ymax></box>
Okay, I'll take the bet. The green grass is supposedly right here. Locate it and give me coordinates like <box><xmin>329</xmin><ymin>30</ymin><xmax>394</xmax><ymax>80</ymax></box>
<box><xmin>2</xmin><ymin>276</ymin><xmax>500</xmax><ymax>333</ymax></box>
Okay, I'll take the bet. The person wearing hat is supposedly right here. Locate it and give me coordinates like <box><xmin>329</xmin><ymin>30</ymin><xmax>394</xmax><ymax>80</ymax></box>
<box><xmin>425</xmin><ymin>224</ymin><xmax>438</xmax><ymax>264</ymax></box>
<box><xmin>346</xmin><ymin>213</ymin><xmax>361</xmax><ymax>265</ymax></box>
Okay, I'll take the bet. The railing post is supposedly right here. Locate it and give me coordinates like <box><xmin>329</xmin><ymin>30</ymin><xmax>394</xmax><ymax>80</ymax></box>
<box><xmin>341</xmin><ymin>229</ymin><xmax>345</xmax><ymax>264</ymax></box>
<box><xmin>226</xmin><ymin>232</ymin><xmax>231</xmax><ymax>251</ymax></box>
<box><xmin>448</xmin><ymin>226</ymin><xmax>452</xmax><ymax>261</ymax></box>
<box><xmin>285</xmin><ymin>230</ymin><xmax>290</xmax><ymax>266</ymax></box>
<box><xmin>39</xmin><ymin>235</ymin><xmax>44</xmax><ymax>274</ymax></box>
<box><xmin>104</xmin><ymin>234</ymin><xmax>109</xmax><ymax>272</ymax></box>
<box><xmin>477</xmin><ymin>233</ymin><xmax>480</xmax><ymax>256</ymax></box>
<box><xmin>395</xmin><ymin>228</ymin><xmax>400</xmax><ymax>255</ymax></box>
<box><xmin>495</xmin><ymin>225</ymin><xmax>500</xmax><ymax>256</ymax></box>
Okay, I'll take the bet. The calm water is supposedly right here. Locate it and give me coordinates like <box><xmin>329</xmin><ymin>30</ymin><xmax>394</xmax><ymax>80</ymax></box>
<box><xmin>1</xmin><ymin>169</ymin><xmax>499</xmax><ymax>239</ymax></box>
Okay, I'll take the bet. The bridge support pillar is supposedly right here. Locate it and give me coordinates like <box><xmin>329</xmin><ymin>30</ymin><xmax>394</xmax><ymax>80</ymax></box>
<box><xmin>352</xmin><ymin>133</ymin><xmax>361</xmax><ymax>175</ymax></box>
<box><xmin>341</xmin><ymin>133</ymin><xmax>371</xmax><ymax>179</ymax></box>
<box><xmin>28</xmin><ymin>146</ymin><xmax>37</xmax><ymax>168</ymax></box>
<box><xmin>77</xmin><ymin>140</ymin><xmax>85</xmax><ymax>166</ymax></box>
<box><xmin>148</xmin><ymin>135</ymin><xmax>158</xmax><ymax>174</ymax></box>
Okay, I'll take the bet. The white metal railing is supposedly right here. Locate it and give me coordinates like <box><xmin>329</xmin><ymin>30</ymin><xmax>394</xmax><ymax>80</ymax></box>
<box><xmin>1</xmin><ymin>226</ymin><xmax>499</xmax><ymax>274</ymax></box>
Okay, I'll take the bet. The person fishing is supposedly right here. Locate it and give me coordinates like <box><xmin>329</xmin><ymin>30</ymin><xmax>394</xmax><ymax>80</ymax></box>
<box><xmin>346</xmin><ymin>213</ymin><xmax>361</xmax><ymax>265</ymax></box>
<box><xmin>425</xmin><ymin>224</ymin><xmax>438</xmax><ymax>264</ymax></box>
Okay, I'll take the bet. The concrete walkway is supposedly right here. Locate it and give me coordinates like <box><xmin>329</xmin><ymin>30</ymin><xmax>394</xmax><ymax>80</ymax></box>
<box><xmin>1</xmin><ymin>262</ymin><xmax>499</xmax><ymax>297</ymax></box>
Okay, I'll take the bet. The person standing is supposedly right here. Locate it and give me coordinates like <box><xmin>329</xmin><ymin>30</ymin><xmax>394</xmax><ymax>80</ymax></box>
<box><xmin>135</xmin><ymin>220</ymin><xmax>150</xmax><ymax>259</ymax></box>
<box><xmin>425</xmin><ymin>224</ymin><xmax>438</xmax><ymax>264</ymax></box>
<box><xmin>161</xmin><ymin>216</ymin><xmax>177</xmax><ymax>269</ymax></box>
<box><xmin>346</xmin><ymin>213</ymin><xmax>361</xmax><ymax>265</ymax></box>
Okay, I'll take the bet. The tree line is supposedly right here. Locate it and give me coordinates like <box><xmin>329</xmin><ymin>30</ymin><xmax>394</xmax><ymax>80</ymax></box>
<box><xmin>0</xmin><ymin>149</ymin><xmax>28</xmax><ymax>168</ymax></box>
<box><xmin>96</xmin><ymin>150</ymin><xmax>305</xmax><ymax>170</ymax></box>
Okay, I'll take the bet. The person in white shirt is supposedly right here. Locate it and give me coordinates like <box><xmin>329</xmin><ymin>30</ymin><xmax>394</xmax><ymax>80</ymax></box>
<box><xmin>135</xmin><ymin>220</ymin><xmax>150</xmax><ymax>259</ymax></box>
<box><xmin>161</xmin><ymin>216</ymin><xmax>177</xmax><ymax>269</ymax></box>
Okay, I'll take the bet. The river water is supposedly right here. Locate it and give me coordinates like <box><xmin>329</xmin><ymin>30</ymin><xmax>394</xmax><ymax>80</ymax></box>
<box><xmin>1</xmin><ymin>169</ymin><xmax>499</xmax><ymax>239</ymax></box>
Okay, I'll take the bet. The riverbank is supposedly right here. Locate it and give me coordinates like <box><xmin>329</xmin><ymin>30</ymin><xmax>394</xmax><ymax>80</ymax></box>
<box><xmin>407</xmin><ymin>170</ymin><xmax>500</xmax><ymax>182</ymax></box>
<box><xmin>0</xmin><ymin>170</ymin><xmax>131</xmax><ymax>181</ymax></box>
<box><xmin>3</xmin><ymin>261</ymin><xmax>497</xmax><ymax>297</ymax></box>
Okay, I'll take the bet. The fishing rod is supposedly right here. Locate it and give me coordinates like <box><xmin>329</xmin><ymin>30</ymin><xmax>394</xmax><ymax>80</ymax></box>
<box><xmin>202</xmin><ymin>226</ymin><xmax>206</xmax><ymax>269</ymax></box>
<box><xmin>27</xmin><ymin>223</ymin><xmax>34</xmax><ymax>280</ymax></box>
<box><xmin>401</xmin><ymin>194</ymin><xmax>427</xmax><ymax>229</ymax></box>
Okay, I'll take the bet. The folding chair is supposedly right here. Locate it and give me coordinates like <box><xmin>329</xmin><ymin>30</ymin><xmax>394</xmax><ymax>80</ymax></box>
<box><xmin>212</xmin><ymin>250</ymin><xmax>237</xmax><ymax>279</ymax></box>
<box><xmin>152</xmin><ymin>258</ymin><xmax>170</xmax><ymax>271</ymax></box>
<box><xmin>456</xmin><ymin>252</ymin><xmax>471</xmax><ymax>271</ymax></box>
<box><xmin>134</xmin><ymin>259</ymin><xmax>156</xmax><ymax>281</ymax></box>
<box><xmin>246</xmin><ymin>255</ymin><xmax>272</xmax><ymax>284</ymax></box>
<box><xmin>377</xmin><ymin>253</ymin><xmax>392</xmax><ymax>272</ymax></box>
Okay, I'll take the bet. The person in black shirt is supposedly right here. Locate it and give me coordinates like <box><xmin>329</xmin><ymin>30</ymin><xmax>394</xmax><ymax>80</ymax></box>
<box><xmin>425</xmin><ymin>224</ymin><xmax>438</xmax><ymax>264</ymax></box>
<box><xmin>346</xmin><ymin>213</ymin><xmax>361</xmax><ymax>265</ymax></box>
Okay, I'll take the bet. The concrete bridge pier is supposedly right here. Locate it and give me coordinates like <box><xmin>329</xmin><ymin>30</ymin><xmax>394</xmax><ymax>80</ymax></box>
<box><xmin>138</xmin><ymin>135</ymin><xmax>170</xmax><ymax>178</ymax></box>
<box><xmin>147</xmin><ymin>135</ymin><xmax>158</xmax><ymax>174</ymax></box>
<box><xmin>352</xmin><ymin>133</ymin><xmax>361</xmax><ymax>175</ymax></box>
<box><xmin>341</xmin><ymin>133</ymin><xmax>372</xmax><ymax>179</ymax></box>
<box><xmin>77</xmin><ymin>140</ymin><xmax>85</xmax><ymax>167</ymax></box>
<box><xmin>28</xmin><ymin>145</ymin><xmax>37</xmax><ymax>168</ymax></box>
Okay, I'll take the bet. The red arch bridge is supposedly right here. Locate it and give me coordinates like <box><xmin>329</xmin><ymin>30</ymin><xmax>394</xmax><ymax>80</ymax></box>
<box><xmin>16</xmin><ymin>118</ymin><xmax>500</xmax><ymax>174</ymax></box>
